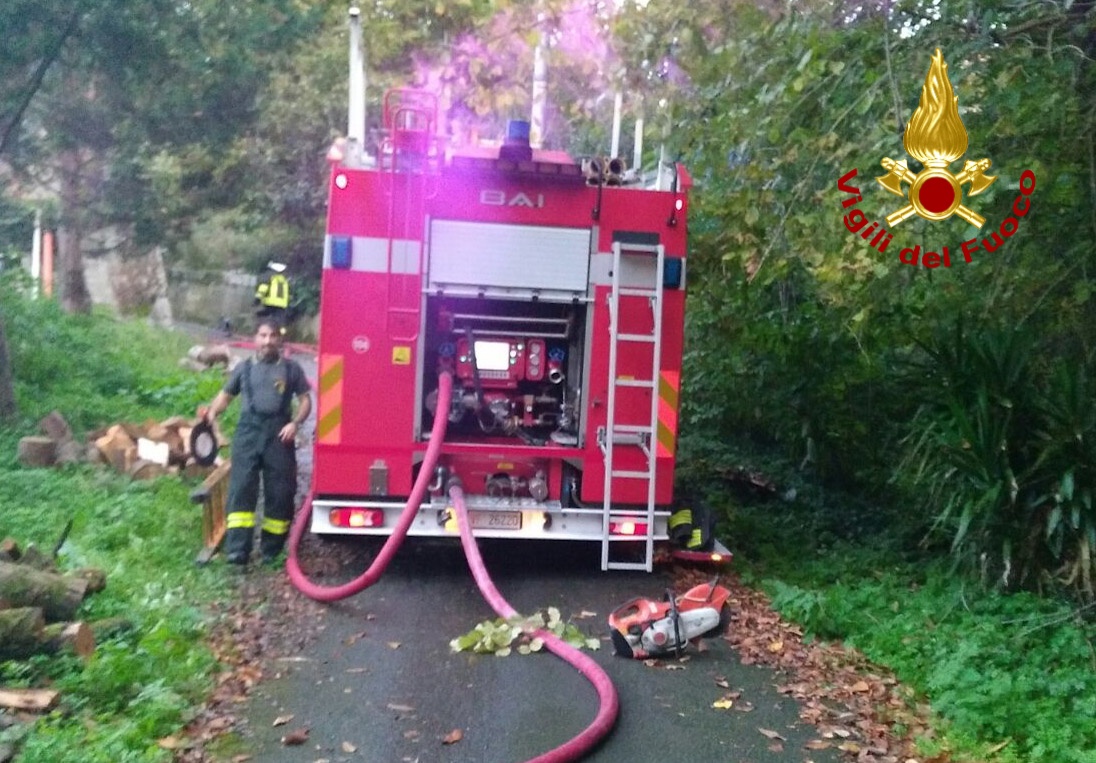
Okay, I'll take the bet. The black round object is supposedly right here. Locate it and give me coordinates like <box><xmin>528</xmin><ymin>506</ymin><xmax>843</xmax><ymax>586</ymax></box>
<box><xmin>190</xmin><ymin>420</ymin><xmax>219</xmax><ymax>467</ymax></box>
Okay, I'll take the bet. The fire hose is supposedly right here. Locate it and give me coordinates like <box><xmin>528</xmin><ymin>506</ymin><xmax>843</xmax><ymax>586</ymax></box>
<box><xmin>284</xmin><ymin>372</ymin><xmax>619</xmax><ymax>761</ymax></box>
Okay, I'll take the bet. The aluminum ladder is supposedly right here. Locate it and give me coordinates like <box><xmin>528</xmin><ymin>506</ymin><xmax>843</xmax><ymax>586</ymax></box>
<box><xmin>600</xmin><ymin>241</ymin><xmax>665</xmax><ymax>571</ymax></box>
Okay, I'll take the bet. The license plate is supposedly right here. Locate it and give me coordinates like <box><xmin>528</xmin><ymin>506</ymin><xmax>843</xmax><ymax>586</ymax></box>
<box><xmin>469</xmin><ymin>510</ymin><xmax>522</xmax><ymax>530</ymax></box>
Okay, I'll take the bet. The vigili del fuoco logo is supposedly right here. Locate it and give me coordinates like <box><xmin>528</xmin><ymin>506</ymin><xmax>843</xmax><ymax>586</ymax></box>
<box><xmin>837</xmin><ymin>48</ymin><xmax>1036</xmax><ymax>269</ymax></box>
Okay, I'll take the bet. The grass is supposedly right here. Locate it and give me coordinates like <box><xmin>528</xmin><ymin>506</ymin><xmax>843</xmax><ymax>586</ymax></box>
<box><xmin>681</xmin><ymin>435</ymin><xmax>1096</xmax><ymax>763</ymax></box>
<box><xmin>0</xmin><ymin>279</ymin><xmax>234</xmax><ymax>762</ymax></box>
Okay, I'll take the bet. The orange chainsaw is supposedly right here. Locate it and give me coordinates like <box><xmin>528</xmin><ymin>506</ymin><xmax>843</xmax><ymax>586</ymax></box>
<box><xmin>608</xmin><ymin>579</ymin><xmax>732</xmax><ymax>659</ymax></box>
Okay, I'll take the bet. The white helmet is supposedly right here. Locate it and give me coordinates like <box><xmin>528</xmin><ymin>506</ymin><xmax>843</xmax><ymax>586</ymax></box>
<box><xmin>267</xmin><ymin>261</ymin><xmax>287</xmax><ymax>273</ymax></box>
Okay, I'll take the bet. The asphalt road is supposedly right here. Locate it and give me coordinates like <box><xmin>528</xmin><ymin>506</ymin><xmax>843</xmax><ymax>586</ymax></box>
<box><xmin>236</xmin><ymin>539</ymin><xmax>839</xmax><ymax>763</ymax></box>
<box><xmin>223</xmin><ymin>344</ymin><xmax>840</xmax><ymax>763</ymax></box>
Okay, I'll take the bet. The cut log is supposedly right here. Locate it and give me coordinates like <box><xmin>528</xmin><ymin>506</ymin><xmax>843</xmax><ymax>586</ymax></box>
<box><xmin>72</xmin><ymin>567</ymin><xmax>107</xmax><ymax>593</ymax></box>
<box><xmin>17</xmin><ymin>437</ymin><xmax>56</xmax><ymax>468</ymax></box>
<box><xmin>137</xmin><ymin>438</ymin><xmax>172</xmax><ymax>466</ymax></box>
<box><xmin>0</xmin><ymin>608</ymin><xmax>45</xmax><ymax>658</ymax></box>
<box><xmin>198</xmin><ymin>344</ymin><xmax>231</xmax><ymax>366</ymax></box>
<box><xmin>17</xmin><ymin>544</ymin><xmax>57</xmax><ymax>572</ymax></box>
<box><xmin>95</xmin><ymin>427</ymin><xmax>135</xmax><ymax>471</ymax></box>
<box><xmin>129</xmin><ymin>459</ymin><xmax>168</xmax><ymax>480</ymax></box>
<box><xmin>42</xmin><ymin>622</ymin><xmax>95</xmax><ymax>658</ymax></box>
<box><xmin>0</xmin><ymin>688</ymin><xmax>60</xmax><ymax>712</ymax></box>
<box><xmin>38</xmin><ymin>410</ymin><xmax>73</xmax><ymax>443</ymax></box>
<box><xmin>89</xmin><ymin>616</ymin><xmax>135</xmax><ymax>640</ymax></box>
<box><xmin>55</xmin><ymin>438</ymin><xmax>86</xmax><ymax>465</ymax></box>
<box><xmin>0</xmin><ymin>538</ymin><xmax>20</xmax><ymax>563</ymax></box>
<box><xmin>0</xmin><ymin>561</ymin><xmax>88</xmax><ymax>621</ymax></box>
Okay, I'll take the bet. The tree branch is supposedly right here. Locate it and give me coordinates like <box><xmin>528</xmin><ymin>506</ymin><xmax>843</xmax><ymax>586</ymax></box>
<box><xmin>0</xmin><ymin>7</ymin><xmax>83</xmax><ymax>158</ymax></box>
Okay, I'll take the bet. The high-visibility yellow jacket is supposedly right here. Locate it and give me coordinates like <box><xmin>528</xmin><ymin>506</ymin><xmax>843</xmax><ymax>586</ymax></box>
<box><xmin>256</xmin><ymin>273</ymin><xmax>290</xmax><ymax>308</ymax></box>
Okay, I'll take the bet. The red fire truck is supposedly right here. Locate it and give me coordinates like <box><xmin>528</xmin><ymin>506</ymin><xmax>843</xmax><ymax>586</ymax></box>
<box><xmin>308</xmin><ymin>14</ymin><xmax>701</xmax><ymax>572</ymax></box>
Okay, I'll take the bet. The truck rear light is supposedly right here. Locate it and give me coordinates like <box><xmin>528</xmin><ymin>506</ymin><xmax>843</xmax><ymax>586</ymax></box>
<box><xmin>609</xmin><ymin>520</ymin><xmax>648</xmax><ymax>536</ymax></box>
<box><xmin>329</xmin><ymin>508</ymin><xmax>384</xmax><ymax>528</ymax></box>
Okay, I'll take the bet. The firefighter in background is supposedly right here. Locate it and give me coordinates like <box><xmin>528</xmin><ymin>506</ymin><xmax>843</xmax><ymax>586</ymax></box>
<box><xmin>199</xmin><ymin>317</ymin><xmax>312</xmax><ymax>566</ymax></box>
<box><xmin>254</xmin><ymin>261</ymin><xmax>291</xmax><ymax>328</ymax></box>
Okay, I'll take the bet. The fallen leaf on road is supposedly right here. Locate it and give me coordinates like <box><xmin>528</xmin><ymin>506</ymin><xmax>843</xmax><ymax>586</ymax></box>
<box><xmin>851</xmin><ymin>680</ymin><xmax>870</xmax><ymax>693</ymax></box>
<box><xmin>575</xmin><ymin>610</ymin><xmax>598</xmax><ymax>619</ymax></box>
<box><xmin>442</xmin><ymin>728</ymin><xmax>463</xmax><ymax>745</ymax></box>
<box><xmin>712</xmin><ymin>699</ymin><xmax>734</xmax><ymax>709</ymax></box>
<box><xmin>714</xmin><ymin>676</ymin><xmax>730</xmax><ymax>688</ymax></box>
<box><xmin>231</xmin><ymin>755</ymin><xmax>252</xmax><ymax>763</ymax></box>
<box><xmin>768</xmin><ymin>742</ymin><xmax>784</xmax><ymax>753</ymax></box>
<box><xmin>838</xmin><ymin>741</ymin><xmax>861</xmax><ymax>753</ymax></box>
<box><xmin>157</xmin><ymin>736</ymin><xmax>180</xmax><ymax>750</ymax></box>
<box><xmin>342</xmin><ymin>741</ymin><xmax>357</xmax><ymax>753</ymax></box>
<box><xmin>387</xmin><ymin>641</ymin><xmax>402</xmax><ymax>649</ymax></box>
<box><xmin>387</xmin><ymin>703</ymin><xmax>415</xmax><ymax>713</ymax></box>
<box><xmin>403</xmin><ymin>729</ymin><xmax>421</xmax><ymax>740</ymax></box>
<box><xmin>665</xmin><ymin>664</ymin><xmax>685</xmax><ymax>671</ymax></box>
<box><xmin>768</xmin><ymin>640</ymin><xmax>784</xmax><ymax>653</ymax></box>
<box><xmin>281</xmin><ymin>728</ymin><xmax>309</xmax><ymax>746</ymax></box>
<box><xmin>346</xmin><ymin>667</ymin><xmax>367</xmax><ymax>673</ymax></box>
<box><xmin>272</xmin><ymin>715</ymin><xmax>294</xmax><ymax>727</ymax></box>
<box><xmin>805</xmin><ymin>740</ymin><xmax>832</xmax><ymax>750</ymax></box>
<box><xmin>758</xmin><ymin>728</ymin><xmax>786</xmax><ymax>741</ymax></box>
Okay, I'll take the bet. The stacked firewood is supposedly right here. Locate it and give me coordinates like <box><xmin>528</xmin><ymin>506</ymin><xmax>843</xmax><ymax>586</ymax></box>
<box><xmin>0</xmin><ymin>538</ymin><xmax>129</xmax><ymax>760</ymax></box>
<box><xmin>16</xmin><ymin>411</ymin><xmax>226</xmax><ymax>480</ymax></box>
<box><xmin>0</xmin><ymin>538</ymin><xmax>121</xmax><ymax>662</ymax></box>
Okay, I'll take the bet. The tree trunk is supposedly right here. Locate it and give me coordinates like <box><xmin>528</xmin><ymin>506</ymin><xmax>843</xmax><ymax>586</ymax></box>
<box><xmin>0</xmin><ymin>309</ymin><xmax>16</xmax><ymax>420</ymax></box>
<box><xmin>58</xmin><ymin>147</ymin><xmax>91</xmax><ymax>315</ymax></box>
<box><xmin>0</xmin><ymin>560</ymin><xmax>87</xmax><ymax>621</ymax></box>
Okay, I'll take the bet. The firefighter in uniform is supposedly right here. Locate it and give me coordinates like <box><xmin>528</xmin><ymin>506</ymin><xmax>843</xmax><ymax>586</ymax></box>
<box><xmin>254</xmin><ymin>261</ymin><xmax>291</xmax><ymax>327</ymax></box>
<box><xmin>200</xmin><ymin>317</ymin><xmax>312</xmax><ymax>565</ymax></box>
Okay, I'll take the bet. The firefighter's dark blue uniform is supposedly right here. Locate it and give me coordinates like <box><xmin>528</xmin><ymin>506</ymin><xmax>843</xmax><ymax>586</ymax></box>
<box><xmin>223</xmin><ymin>356</ymin><xmax>310</xmax><ymax>561</ymax></box>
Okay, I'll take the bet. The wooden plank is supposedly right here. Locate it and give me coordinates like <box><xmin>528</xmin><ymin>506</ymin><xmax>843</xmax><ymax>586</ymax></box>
<box><xmin>0</xmin><ymin>688</ymin><xmax>60</xmax><ymax>712</ymax></box>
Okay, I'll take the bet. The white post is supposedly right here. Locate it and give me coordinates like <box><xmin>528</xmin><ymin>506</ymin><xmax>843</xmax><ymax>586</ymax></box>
<box><xmin>658</xmin><ymin>144</ymin><xmax>667</xmax><ymax>191</ymax></box>
<box><xmin>610</xmin><ymin>91</ymin><xmax>622</xmax><ymax>159</ymax></box>
<box><xmin>633</xmin><ymin>109</ymin><xmax>644</xmax><ymax>174</ymax></box>
<box><xmin>348</xmin><ymin>7</ymin><xmax>366</xmax><ymax>153</ymax></box>
<box><xmin>530</xmin><ymin>31</ymin><xmax>547</xmax><ymax>149</ymax></box>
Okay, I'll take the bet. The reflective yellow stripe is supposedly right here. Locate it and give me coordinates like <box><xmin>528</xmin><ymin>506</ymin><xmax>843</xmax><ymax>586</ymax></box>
<box><xmin>226</xmin><ymin>512</ymin><xmax>256</xmax><ymax>529</ymax></box>
<box><xmin>688</xmin><ymin>528</ymin><xmax>704</xmax><ymax>549</ymax></box>
<box><xmin>262</xmin><ymin>517</ymin><xmax>290</xmax><ymax>535</ymax></box>
<box><xmin>669</xmin><ymin>508</ymin><xmax>692</xmax><ymax>529</ymax></box>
